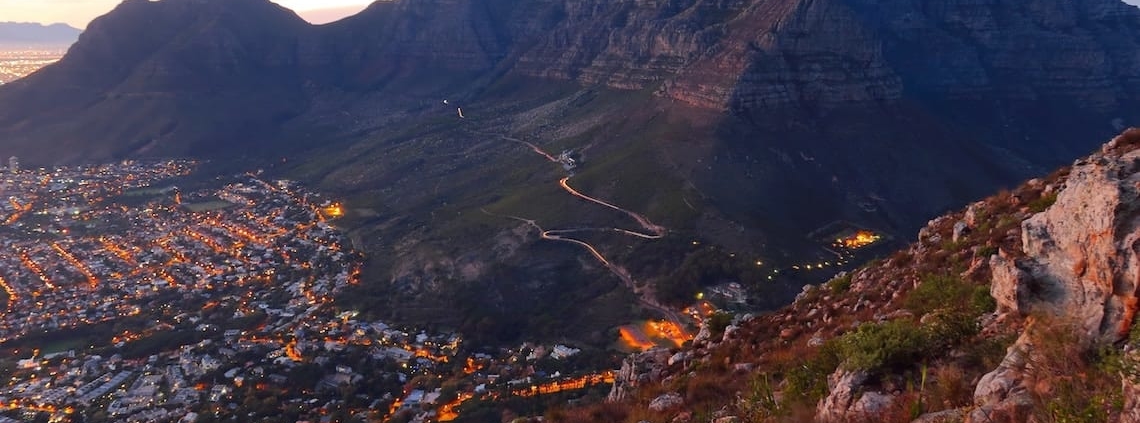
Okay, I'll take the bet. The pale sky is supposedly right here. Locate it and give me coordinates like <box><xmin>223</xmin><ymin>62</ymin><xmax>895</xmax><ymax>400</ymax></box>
<box><xmin>0</xmin><ymin>0</ymin><xmax>374</xmax><ymax>29</ymax></box>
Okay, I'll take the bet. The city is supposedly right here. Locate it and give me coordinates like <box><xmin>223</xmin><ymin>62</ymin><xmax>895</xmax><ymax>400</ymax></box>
<box><xmin>0</xmin><ymin>47</ymin><xmax>63</xmax><ymax>85</ymax></box>
<box><xmin>0</xmin><ymin>160</ymin><xmax>616</xmax><ymax>423</ymax></box>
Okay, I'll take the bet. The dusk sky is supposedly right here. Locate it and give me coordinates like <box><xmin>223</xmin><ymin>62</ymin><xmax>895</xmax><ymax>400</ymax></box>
<box><xmin>0</xmin><ymin>0</ymin><xmax>374</xmax><ymax>29</ymax></box>
<box><xmin>2</xmin><ymin>0</ymin><xmax>1140</xmax><ymax>30</ymax></box>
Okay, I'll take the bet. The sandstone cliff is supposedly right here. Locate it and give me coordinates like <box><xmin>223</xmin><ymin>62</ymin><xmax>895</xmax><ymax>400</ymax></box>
<box><xmin>2</xmin><ymin>0</ymin><xmax>1140</xmax><ymax>164</ymax></box>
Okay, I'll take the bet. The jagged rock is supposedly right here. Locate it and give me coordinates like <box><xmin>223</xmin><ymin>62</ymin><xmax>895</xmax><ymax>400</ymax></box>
<box><xmin>965</xmin><ymin>394</ymin><xmax>1033</xmax><ymax>423</ymax></box>
<box><xmin>779</xmin><ymin>328</ymin><xmax>798</xmax><ymax>340</ymax></box>
<box><xmin>988</xmin><ymin>255</ymin><xmax>1033</xmax><ymax>317</ymax></box>
<box><xmin>970</xmin><ymin>134</ymin><xmax>1140</xmax><ymax>420</ymax></box>
<box><xmin>851</xmin><ymin>391</ymin><xmax>894</xmax><ymax>415</ymax></box>
<box><xmin>815</xmin><ymin>369</ymin><xmax>870</xmax><ymax>422</ymax></box>
<box><xmin>712</xmin><ymin>417</ymin><xmax>740</xmax><ymax>423</ymax></box>
<box><xmin>1017</xmin><ymin>135</ymin><xmax>1140</xmax><ymax>343</ymax></box>
<box><xmin>609</xmin><ymin>348</ymin><xmax>671</xmax><ymax>402</ymax></box>
<box><xmin>721</xmin><ymin>324</ymin><xmax>739</xmax><ymax>342</ymax></box>
<box><xmin>912</xmin><ymin>408</ymin><xmax>967</xmax><ymax>423</ymax></box>
<box><xmin>972</xmin><ymin>332</ymin><xmax>1030</xmax><ymax>407</ymax></box>
<box><xmin>964</xmin><ymin>202</ymin><xmax>985</xmax><ymax>228</ymax></box>
<box><xmin>953</xmin><ymin>220</ymin><xmax>970</xmax><ymax>243</ymax></box>
<box><xmin>648</xmin><ymin>392</ymin><xmax>684</xmax><ymax>412</ymax></box>
<box><xmin>808</xmin><ymin>333</ymin><xmax>825</xmax><ymax>347</ymax></box>
<box><xmin>795</xmin><ymin>285</ymin><xmax>816</xmax><ymax>303</ymax></box>
<box><xmin>694</xmin><ymin>324</ymin><xmax>713</xmax><ymax>345</ymax></box>
<box><xmin>928</xmin><ymin>234</ymin><xmax>943</xmax><ymax>246</ymax></box>
<box><xmin>668</xmin><ymin>351</ymin><xmax>691</xmax><ymax>367</ymax></box>
<box><xmin>732</xmin><ymin>363</ymin><xmax>755</xmax><ymax>373</ymax></box>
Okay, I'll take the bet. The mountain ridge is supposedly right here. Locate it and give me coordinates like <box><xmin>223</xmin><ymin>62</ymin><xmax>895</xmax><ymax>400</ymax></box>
<box><xmin>2</xmin><ymin>0</ymin><xmax>1140</xmax><ymax>347</ymax></box>
<box><xmin>0</xmin><ymin>22</ymin><xmax>81</xmax><ymax>46</ymax></box>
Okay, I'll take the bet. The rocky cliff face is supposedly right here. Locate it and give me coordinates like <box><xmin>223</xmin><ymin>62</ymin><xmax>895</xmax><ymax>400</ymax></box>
<box><xmin>3</xmin><ymin>0</ymin><xmax>1140</xmax><ymax>163</ymax></box>
<box><xmin>969</xmin><ymin>130</ymin><xmax>1140</xmax><ymax>422</ymax></box>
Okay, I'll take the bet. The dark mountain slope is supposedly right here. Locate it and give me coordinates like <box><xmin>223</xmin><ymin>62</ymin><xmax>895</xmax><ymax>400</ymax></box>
<box><xmin>0</xmin><ymin>0</ymin><xmax>312</xmax><ymax>162</ymax></box>
<box><xmin>2</xmin><ymin>0</ymin><xmax>1140</xmax><ymax>342</ymax></box>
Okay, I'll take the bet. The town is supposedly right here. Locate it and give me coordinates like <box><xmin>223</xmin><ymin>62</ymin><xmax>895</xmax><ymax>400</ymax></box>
<box><xmin>0</xmin><ymin>159</ymin><xmax>616</xmax><ymax>423</ymax></box>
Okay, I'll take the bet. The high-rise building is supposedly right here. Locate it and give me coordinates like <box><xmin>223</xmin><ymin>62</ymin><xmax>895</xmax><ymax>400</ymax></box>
<box><xmin>7</xmin><ymin>156</ymin><xmax>17</xmax><ymax>174</ymax></box>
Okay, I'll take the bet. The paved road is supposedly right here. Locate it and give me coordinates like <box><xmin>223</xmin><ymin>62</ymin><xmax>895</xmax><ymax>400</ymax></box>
<box><xmin>481</xmin><ymin>136</ymin><xmax>690</xmax><ymax>329</ymax></box>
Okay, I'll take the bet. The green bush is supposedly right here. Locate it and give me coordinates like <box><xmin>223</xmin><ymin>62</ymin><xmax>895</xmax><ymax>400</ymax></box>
<box><xmin>833</xmin><ymin>319</ymin><xmax>930</xmax><ymax>372</ymax></box>
<box><xmin>1028</xmin><ymin>192</ymin><xmax>1058</xmax><ymax>213</ymax></box>
<box><xmin>707</xmin><ymin>311</ymin><xmax>735</xmax><ymax>340</ymax></box>
<box><xmin>783</xmin><ymin>343</ymin><xmax>841</xmax><ymax>403</ymax></box>
<box><xmin>906</xmin><ymin>273</ymin><xmax>994</xmax><ymax>317</ymax></box>
<box><xmin>826</xmin><ymin>273</ymin><xmax>853</xmax><ymax>294</ymax></box>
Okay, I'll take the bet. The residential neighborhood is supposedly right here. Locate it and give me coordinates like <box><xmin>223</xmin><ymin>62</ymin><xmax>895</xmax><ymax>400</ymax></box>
<box><xmin>0</xmin><ymin>160</ymin><xmax>615</xmax><ymax>423</ymax></box>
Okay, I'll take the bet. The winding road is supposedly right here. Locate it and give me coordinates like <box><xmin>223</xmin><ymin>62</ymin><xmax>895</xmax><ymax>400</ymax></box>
<box><xmin>486</xmin><ymin>135</ymin><xmax>687</xmax><ymax>328</ymax></box>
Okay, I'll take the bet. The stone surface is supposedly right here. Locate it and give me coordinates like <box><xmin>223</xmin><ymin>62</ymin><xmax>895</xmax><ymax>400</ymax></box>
<box><xmin>988</xmin><ymin>255</ymin><xmax>1033</xmax><ymax>316</ymax></box>
<box><xmin>815</xmin><ymin>369</ymin><xmax>870</xmax><ymax>422</ymax></box>
<box><xmin>1019</xmin><ymin>132</ymin><xmax>1140</xmax><ymax>344</ymax></box>
<box><xmin>648</xmin><ymin>392</ymin><xmax>684</xmax><ymax>412</ymax></box>
<box><xmin>953</xmin><ymin>220</ymin><xmax>970</xmax><ymax>243</ymax></box>
<box><xmin>969</xmin><ymin>129</ymin><xmax>1140</xmax><ymax>421</ymax></box>
<box><xmin>609</xmin><ymin>348</ymin><xmax>671</xmax><ymax>402</ymax></box>
<box><xmin>912</xmin><ymin>408</ymin><xmax>966</xmax><ymax>423</ymax></box>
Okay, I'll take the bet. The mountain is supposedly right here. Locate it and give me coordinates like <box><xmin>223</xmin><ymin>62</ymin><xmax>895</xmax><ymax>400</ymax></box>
<box><xmin>568</xmin><ymin>128</ymin><xmax>1140</xmax><ymax>423</ymax></box>
<box><xmin>0</xmin><ymin>22</ymin><xmax>81</xmax><ymax>46</ymax></box>
<box><xmin>2</xmin><ymin>0</ymin><xmax>1140</xmax><ymax>343</ymax></box>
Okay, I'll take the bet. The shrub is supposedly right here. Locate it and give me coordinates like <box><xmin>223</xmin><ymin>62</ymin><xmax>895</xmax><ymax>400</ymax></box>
<box><xmin>975</xmin><ymin>245</ymin><xmax>998</xmax><ymax>259</ymax></box>
<box><xmin>1026</xmin><ymin>317</ymin><xmax>1125</xmax><ymax>423</ymax></box>
<box><xmin>739</xmin><ymin>373</ymin><xmax>783</xmax><ymax>420</ymax></box>
<box><xmin>833</xmin><ymin>319</ymin><xmax>930</xmax><ymax>372</ymax></box>
<box><xmin>905</xmin><ymin>273</ymin><xmax>994</xmax><ymax>318</ymax></box>
<box><xmin>1027</xmin><ymin>192</ymin><xmax>1058</xmax><ymax>213</ymax></box>
<box><xmin>783</xmin><ymin>343</ymin><xmax>841</xmax><ymax>404</ymax></box>
<box><xmin>827</xmin><ymin>273</ymin><xmax>853</xmax><ymax>294</ymax></box>
<box><xmin>707</xmin><ymin>311</ymin><xmax>734</xmax><ymax>340</ymax></box>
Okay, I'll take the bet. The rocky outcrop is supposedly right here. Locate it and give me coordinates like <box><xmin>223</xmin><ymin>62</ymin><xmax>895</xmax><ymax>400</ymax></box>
<box><xmin>971</xmin><ymin>129</ymin><xmax>1140</xmax><ymax>422</ymax></box>
<box><xmin>648</xmin><ymin>392</ymin><xmax>685</xmax><ymax>412</ymax></box>
<box><xmin>816</xmin><ymin>369</ymin><xmax>894</xmax><ymax>422</ymax></box>
<box><xmin>608</xmin><ymin>348</ymin><xmax>672</xmax><ymax>402</ymax></box>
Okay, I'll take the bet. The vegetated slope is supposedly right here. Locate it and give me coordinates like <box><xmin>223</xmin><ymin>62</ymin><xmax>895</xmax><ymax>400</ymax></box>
<box><xmin>556</xmin><ymin>128</ymin><xmax>1140</xmax><ymax>423</ymax></box>
<box><xmin>2</xmin><ymin>0</ymin><xmax>1140</xmax><ymax>343</ymax></box>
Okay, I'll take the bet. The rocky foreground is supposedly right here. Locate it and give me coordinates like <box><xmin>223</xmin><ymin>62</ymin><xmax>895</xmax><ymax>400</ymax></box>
<box><xmin>557</xmin><ymin>129</ymin><xmax>1140</xmax><ymax>423</ymax></box>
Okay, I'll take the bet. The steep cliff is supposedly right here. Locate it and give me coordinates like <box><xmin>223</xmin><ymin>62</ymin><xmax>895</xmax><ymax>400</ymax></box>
<box><xmin>3</xmin><ymin>0</ymin><xmax>1140</xmax><ymax>163</ymax></box>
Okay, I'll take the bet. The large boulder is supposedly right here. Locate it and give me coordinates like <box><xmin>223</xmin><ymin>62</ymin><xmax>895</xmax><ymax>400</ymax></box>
<box><xmin>815</xmin><ymin>369</ymin><xmax>894</xmax><ymax>422</ymax></box>
<box><xmin>970</xmin><ymin>130</ymin><xmax>1140</xmax><ymax>422</ymax></box>
<box><xmin>648</xmin><ymin>392</ymin><xmax>684</xmax><ymax>412</ymax></box>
